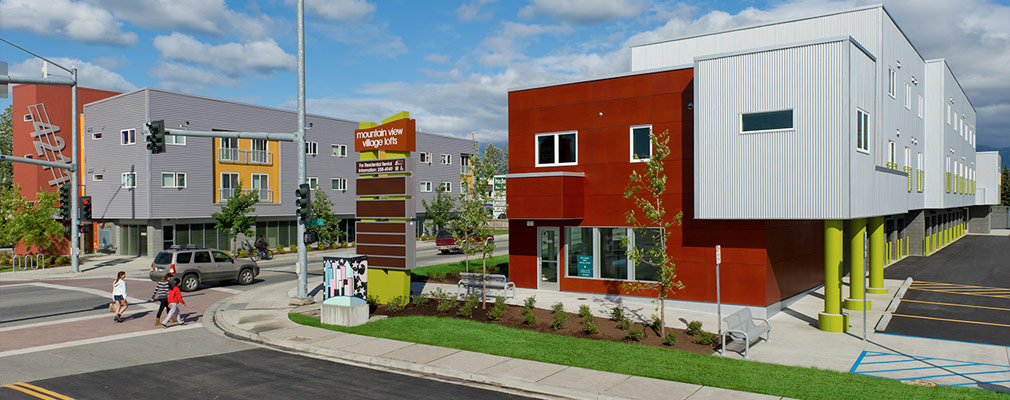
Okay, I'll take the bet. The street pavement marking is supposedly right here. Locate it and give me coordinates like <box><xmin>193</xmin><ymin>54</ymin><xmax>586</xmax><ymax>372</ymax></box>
<box><xmin>908</xmin><ymin>281</ymin><xmax>1010</xmax><ymax>299</ymax></box>
<box><xmin>891</xmin><ymin>313</ymin><xmax>1010</xmax><ymax>328</ymax></box>
<box><xmin>4</xmin><ymin>383</ymin><xmax>75</xmax><ymax>400</ymax></box>
<box><xmin>901</xmin><ymin>299</ymin><xmax>1010</xmax><ymax>312</ymax></box>
<box><xmin>25</xmin><ymin>282</ymin><xmax>148</xmax><ymax>304</ymax></box>
<box><xmin>0</xmin><ymin>304</ymin><xmax>159</xmax><ymax>333</ymax></box>
<box><xmin>850</xmin><ymin>350</ymin><xmax>1010</xmax><ymax>389</ymax></box>
<box><xmin>0</xmin><ymin>323</ymin><xmax>202</xmax><ymax>359</ymax></box>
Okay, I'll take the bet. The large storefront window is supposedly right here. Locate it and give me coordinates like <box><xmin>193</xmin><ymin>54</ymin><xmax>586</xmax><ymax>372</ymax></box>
<box><xmin>565</xmin><ymin>227</ymin><xmax>593</xmax><ymax>277</ymax></box>
<box><xmin>172</xmin><ymin>223</ymin><xmax>231</xmax><ymax>251</ymax></box>
<box><xmin>256</xmin><ymin>220</ymin><xmax>299</xmax><ymax>247</ymax></box>
<box><xmin>633</xmin><ymin>228</ymin><xmax>663</xmax><ymax>282</ymax></box>
<box><xmin>564</xmin><ymin>226</ymin><xmax>663</xmax><ymax>282</ymax></box>
<box><xmin>599</xmin><ymin>228</ymin><xmax>628</xmax><ymax>279</ymax></box>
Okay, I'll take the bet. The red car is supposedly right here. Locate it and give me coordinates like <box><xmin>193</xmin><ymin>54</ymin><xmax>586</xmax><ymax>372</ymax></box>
<box><xmin>435</xmin><ymin>229</ymin><xmax>494</xmax><ymax>254</ymax></box>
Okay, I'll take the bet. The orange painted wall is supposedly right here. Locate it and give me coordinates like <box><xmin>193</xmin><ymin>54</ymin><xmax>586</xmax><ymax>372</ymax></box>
<box><xmin>507</xmin><ymin>69</ymin><xmax>824</xmax><ymax>307</ymax></box>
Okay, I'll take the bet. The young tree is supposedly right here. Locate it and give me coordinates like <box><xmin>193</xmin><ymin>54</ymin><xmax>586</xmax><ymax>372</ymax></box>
<box><xmin>212</xmin><ymin>181</ymin><xmax>259</xmax><ymax>252</ymax></box>
<box><xmin>620</xmin><ymin>129</ymin><xmax>684</xmax><ymax>337</ymax></box>
<box><xmin>308</xmin><ymin>189</ymin><xmax>343</xmax><ymax>245</ymax></box>
<box><xmin>422</xmin><ymin>184</ymin><xmax>455</xmax><ymax>234</ymax></box>
<box><xmin>1</xmin><ymin>185</ymin><xmax>66</xmax><ymax>255</ymax></box>
<box><xmin>453</xmin><ymin>143</ymin><xmax>505</xmax><ymax>307</ymax></box>
<box><xmin>1002</xmin><ymin>166</ymin><xmax>1010</xmax><ymax>206</ymax></box>
<box><xmin>1</xmin><ymin>105</ymin><xmax>13</xmax><ymax>190</ymax></box>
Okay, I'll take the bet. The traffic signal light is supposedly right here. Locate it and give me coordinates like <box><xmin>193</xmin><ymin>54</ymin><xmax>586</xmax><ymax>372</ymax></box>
<box><xmin>79</xmin><ymin>196</ymin><xmax>92</xmax><ymax>222</ymax></box>
<box><xmin>304</xmin><ymin>230</ymin><xmax>318</xmax><ymax>245</ymax></box>
<box><xmin>146</xmin><ymin>120</ymin><xmax>166</xmax><ymax>154</ymax></box>
<box><xmin>58</xmin><ymin>184</ymin><xmax>71</xmax><ymax>220</ymax></box>
<box><xmin>295</xmin><ymin>183</ymin><xmax>311</xmax><ymax>221</ymax></box>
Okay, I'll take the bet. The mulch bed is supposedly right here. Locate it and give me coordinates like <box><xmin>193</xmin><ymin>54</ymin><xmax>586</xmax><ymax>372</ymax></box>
<box><xmin>301</xmin><ymin>298</ymin><xmax>720</xmax><ymax>354</ymax></box>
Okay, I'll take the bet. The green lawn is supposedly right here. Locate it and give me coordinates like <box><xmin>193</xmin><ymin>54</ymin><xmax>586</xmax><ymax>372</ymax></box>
<box><xmin>411</xmin><ymin>255</ymin><xmax>508</xmax><ymax>278</ymax></box>
<box><xmin>490</xmin><ymin>229</ymin><xmax>508</xmax><ymax>236</ymax></box>
<box><xmin>288</xmin><ymin>314</ymin><xmax>997</xmax><ymax>400</ymax></box>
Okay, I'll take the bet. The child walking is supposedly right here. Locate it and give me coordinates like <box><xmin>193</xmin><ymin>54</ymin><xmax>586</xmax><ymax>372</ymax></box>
<box><xmin>112</xmin><ymin>271</ymin><xmax>128</xmax><ymax>323</ymax></box>
<box><xmin>161</xmin><ymin>278</ymin><xmax>187</xmax><ymax>328</ymax></box>
<box><xmin>149</xmin><ymin>273</ymin><xmax>173</xmax><ymax>326</ymax></box>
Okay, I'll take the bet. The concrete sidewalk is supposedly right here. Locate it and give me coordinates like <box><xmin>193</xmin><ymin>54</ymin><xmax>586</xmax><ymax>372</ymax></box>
<box><xmin>214</xmin><ymin>281</ymin><xmax>791</xmax><ymax>400</ymax></box>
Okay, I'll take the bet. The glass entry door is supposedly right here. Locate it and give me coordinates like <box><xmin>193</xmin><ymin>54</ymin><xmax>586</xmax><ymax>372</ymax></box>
<box><xmin>538</xmin><ymin>226</ymin><xmax>559</xmax><ymax>290</ymax></box>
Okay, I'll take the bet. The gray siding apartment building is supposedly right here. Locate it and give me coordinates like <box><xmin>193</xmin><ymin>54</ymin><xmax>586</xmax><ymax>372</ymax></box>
<box><xmin>83</xmin><ymin>88</ymin><xmax>474</xmax><ymax>256</ymax></box>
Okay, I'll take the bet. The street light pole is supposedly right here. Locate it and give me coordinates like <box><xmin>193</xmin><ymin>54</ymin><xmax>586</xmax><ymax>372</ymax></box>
<box><xmin>70</xmin><ymin>68</ymin><xmax>80</xmax><ymax>273</ymax></box>
<box><xmin>294</xmin><ymin>0</ymin><xmax>310</xmax><ymax>302</ymax></box>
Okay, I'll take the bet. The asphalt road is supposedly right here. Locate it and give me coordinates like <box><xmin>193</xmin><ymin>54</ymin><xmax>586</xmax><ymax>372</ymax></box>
<box><xmin>883</xmin><ymin>235</ymin><xmax>1010</xmax><ymax>346</ymax></box>
<box><xmin>0</xmin><ymin>285</ymin><xmax>111</xmax><ymax>329</ymax></box>
<box><xmin>3</xmin><ymin>348</ymin><xmax>530</xmax><ymax>400</ymax></box>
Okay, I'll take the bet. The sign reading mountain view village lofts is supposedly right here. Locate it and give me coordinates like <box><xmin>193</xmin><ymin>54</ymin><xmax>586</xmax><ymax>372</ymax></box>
<box><xmin>354</xmin><ymin>117</ymin><xmax>416</xmax><ymax>152</ymax></box>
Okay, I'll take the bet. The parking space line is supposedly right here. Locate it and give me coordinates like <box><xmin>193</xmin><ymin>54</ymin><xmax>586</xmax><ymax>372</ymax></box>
<box><xmin>904</xmin><ymin>369</ymin><xmax>1010</xmax><ymax>381</ymax></box>
<box><xmin>901</xmin><ymin>299</ymin><xmax>1010</xmax><ymax>312</ymax></box>
<box><xmin>909</xmin><ymin>281</ymin><xmax>1010</xmax><ymax>299</ymax></box>
<box><xmin>891</xmin><ymin>313</ymin><xmax>1010</xmax><ymax>328</ymax></box>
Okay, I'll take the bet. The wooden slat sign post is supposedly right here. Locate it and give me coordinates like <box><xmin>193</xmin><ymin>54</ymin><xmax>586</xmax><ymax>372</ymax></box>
<box><xmin>354</xmin><ymin>112</ymin><xmax>417</xmax><ymax>303</ymax></box>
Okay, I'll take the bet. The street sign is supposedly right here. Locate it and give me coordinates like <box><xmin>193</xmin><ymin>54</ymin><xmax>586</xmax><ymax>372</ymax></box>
<box><xmin>356</xmin><ymin>159</ymin><xmax>409</xmax><ymax>174</ymax></box>
<box><xmin>306</xmin><ymin>219</ymin><xmax>324</xmax><ymax>226</ymax></box>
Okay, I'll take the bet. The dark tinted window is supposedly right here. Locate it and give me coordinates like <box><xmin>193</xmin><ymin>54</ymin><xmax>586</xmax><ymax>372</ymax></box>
<box><xmin>741</xmin><ymin>110</ymin><xmax>793</xmax><ymax>132</ymax></box>
<box><xmin>212</xmin><ymin>251</ymin><xmax>232</xmax><ymax>263</ymax></box>
<box><xmin>194</xmin><ymin>251</ymin><xmax>211</xmax><ymax>263</ymax></box>
<box><xmin>631</xmin><ymin>127</ymin><xmax>651</xmax><ymax>160</ymax></box>
<box><xmin>558</xmin><ymin>133</ymin><xmax>576</xmax><ymax>163</ymax></box>
<box><xmin>176</xmin><ymin>252</ymin><xmax>192</xmax><ymax>263</ymax></box>
<box><xmin>537</xmin><ymin>135</ymin><xmax>554</xmax><ymax>165</ymax></box>
<box><xmin>436</xmin><ymin>230</ymin><xmax>454</xmax><ymax>239</ymax></box>
<box><xmin>154</xmin><ymin>252</ymin><xmax>173</xmax><ymax>264</ymax></box>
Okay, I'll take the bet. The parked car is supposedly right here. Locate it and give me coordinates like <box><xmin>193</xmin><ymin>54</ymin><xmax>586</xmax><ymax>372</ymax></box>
<box><xmin>435</xmin><ymin>229</ymin><xmax>494</xmax><ymax>254</ymax></box>
<box><xmin>150</xmin><ymin>247</ymin><xmax>260</xmax><ymax>292</ymax></box>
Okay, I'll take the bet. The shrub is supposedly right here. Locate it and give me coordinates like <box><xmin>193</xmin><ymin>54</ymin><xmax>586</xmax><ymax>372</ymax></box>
<box><xmin>693</xmin><ymin>331</ymin><xmax>717</xmax><ymax>345</ymax></box>
<box><xmin>349</xmin><ymin>241</ymin><xmax>355</xmax><ymax>247</ymax></box>
<box><xmin>458</xmin><ymin>295</ymin><xmax>479</xmax><ymax>318</ymax></box>
<box><xmin>435</xmin><ymin>290</ymin><xmax>455</xmax><ymax>314</ymax></box>
<box><xmin>583</xmin><ymin>318</ymin><xmax>599</xmax><ymax>335</ymax></box>
<box><xmin>686</xmin><ymin>320</ymin><xmax>703</xmax><ymax>336</ymax></box>
<box><xmin>488</xmin><ymin>296</ymin><xmax>506</xmax><ymax>321</ymax></box>
<box><xmin>551</xmin><ymin>302</ymin><xmax>567</xmax><ymax>331</ymax></box>
<box><xmin>664</xmin><ymin>331</ymin><xmax>677</xmax><ymax>346</ymax></box>
<box><xmin>339</xmin><ymin>241</ymin><xmax>348</xmax><ymax>248</ymax></box>
<box><xmin>289</xmin><ymin>244</ymin><xmax>298</xmax><ymax>252</ymax></box>
<box><xmin>387</xmin><ymin>296</ymin><xmax>408</xmax><ymax>313</ymax></box>
<box><xmin>578</xmin><ymin>304</ymin><xmax>592</xmax><ymax>320</ymax></box>
<box><xmin>410</xmin><ymin>293</ymin><xmax>430</xmax><ymax>307</ymax></box>
<box><xmin>237</xmin><ymin>249</ymin><xmax>248</xmax><ymax>258</ymax></box>
<box><xmin>523</xmin><ymin>296</ymin><xmax>536</xmax><ymax>310</ymax></box>
<box><xmin>365</xmin><ymin>295</ymin><xmax>380</xmax><ymax>307</ymax></box>
<box><xmin>609</xmin><ymin>306</ymin><xmax>624</xmax><ymax>322</ymax></box>
<box><xmin>275</xmin><ymin>245</ymin><xmax>285</xmax><ymax>254</ymax></box>
<box><xmin>523</xmin><ymin>308</ymin><xmax>536</xmax><ymax>325</ymax></box>
<box><xmin>648</xmin><ymin>314</ymin><xmax>663</xmax><ymax>333</ymax></box>
<box><xmin>616</xmin><ymin>318</ymin><xmax>632</xmax><ymax>331</ymax></box>
<box><xmin>317</xmin><ymin>243</ymin><xmax>329</xmax><ymax>250</ymax></box>
<box><xmin>627</xmin><ymin>328</ymin><xmax>644</xmax><ymax>341</ymax></box>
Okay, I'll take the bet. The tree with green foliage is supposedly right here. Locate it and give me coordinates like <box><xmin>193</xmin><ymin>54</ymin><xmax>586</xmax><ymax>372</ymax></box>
<box><xmin>453</xmin><ymin>143</ymin><xmax>505</xmax><ymax>307</ymax></box>
<box><xmin>212</xmin><ymin>180</ymin><xmax>258</xmax><ymax>252</ymax></box>
<box><xmin>1002</xmin><ymin>166</ymin><xmax>1010</xmax><ymax>206</ymax></box>
<box><xmin>1</xmin><ymin>105</ymin><xmax>13</xmax><ymax>190</ymax></box>
<box><xmin>0</xmin><ymin>185</ymin><xmax>66</xmax><ymax>255</ymax></box>
<box><xmin>308</xmin><ymin>189</ymin><xmax>343</xmax><ymax>245</ymax></box>
<box><xmin>619</xmin><ymin>129</ymin><xmax>684</xmax><ymax>337</ymax></box>
<box><xmin>422</xmin><ymin>183</ymin><xmax>455</xmax><ymax>234</ymax></box>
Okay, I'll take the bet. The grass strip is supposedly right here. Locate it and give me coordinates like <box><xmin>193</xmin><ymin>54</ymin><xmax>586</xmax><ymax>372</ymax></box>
<box><xmin>289</xmin><ymin>314</ymin><xmax>998</xmax><ymax>400</ymax></box>
<box><xmin>411</xmin><ymin>255</ymin><xmax>508</xmax><ymax>278</ymax></box>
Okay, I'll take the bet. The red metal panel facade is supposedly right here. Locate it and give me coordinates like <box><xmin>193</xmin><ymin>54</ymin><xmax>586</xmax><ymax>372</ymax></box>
<box><xmin>507</xmin><ymin>69</ymin><xmax>823</xmax><ymax>307</ymax></box>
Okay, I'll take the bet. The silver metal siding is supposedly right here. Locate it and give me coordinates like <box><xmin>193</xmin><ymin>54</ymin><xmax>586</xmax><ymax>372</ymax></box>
<box><xmin>695</xmin><ymin>41</ymin><xmax>850</xmax><ymax>219</ymax></box>
<box><xmin>975</xmin><ymin>152</ymin><xmax>1001</xmax><ymax>205</ymax></box>
<box><xmin>923</xmin><ymin>61</ymin><xmax>977</xmax><ymax>209</ymax></box>
<box><xmin>879</xmin><ymin>16</ymin><xmax>926</xmax><ymax>211</ymax></box>
<box><xmin>82</xmin><ymin>90</ymin><xmax>150</xmax><ymax>220</ymax></box>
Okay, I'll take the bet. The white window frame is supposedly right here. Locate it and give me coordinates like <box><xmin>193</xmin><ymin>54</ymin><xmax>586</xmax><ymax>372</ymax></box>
<box><xmin>460</xmin><ymin>154</ymin><xmax>471</xmax><ymax>174</ymax></box>
<box><xmin>629</xmin><ymin>125</ymin><xmax>652</xmax><ymax>162</ymax></box>
<box><xmin>92</xmin><ymin>132</ymin><xmax>102</xmax><ymax>140</ymax></box>
<box><xmin>305</xmin><ymin>141</ymin><xmax>318</xmax><ymax>156</ymax></box>
<box><xmin>420</xmin><ymin>181</ymin><xmax>432</xmax><ymax>193</ymax></box>
<box><xmin>250</xmin><ymin>173</ymin><xmax>269</xmax><ymax>194</ymax></box>
<box><xmin>440</xmin><ymin>181</ymin><xmax>452</xmax><ymax>193</ymax></box>
<box><xmin>166</xmin><ymin>134</ymin><xmax>186</xmax><ymax>146</ymax></box>
<box><xmin>959</xmin><ymin>116</ymin><xmax>965</xmax><ymax>137</ymax></box>
<box><xmin>947</xmin><ymin>104</ymin><xmax>951</xmax><ymax>125</ymax></box>
<box><xmin>904</xmin><ymin>147</ymin><xmax>911</xmax><ymax>168</ymax></box>
<box><xmin>308</xmin><ymin>177</ymin><xmax>318</xmax><ymax>190</ymax></box>
<box><xmin>331</xmin><ymin>177</ymin><xmax>347</xmax><ymax>191</ymax></box>
<box><xmin>440</xmin><ymin>154</ymin><xmax>452</xmax><ymax>165</ymax></box>
<box><xmin>856</xmin><ymin>109</ymin><xmax>870</xmax><ymax>153</ymax></box>
<box><xmin>888</xmin><ymin>141</ymin><xmax>896</xmax><ymax>165</ymax></box>
<box><xmin>904</xmin><ymin>83</ymin><xmax>911</xmax><ymax>110</ymax></box>
<box><xmin>419</xmin><ymin>152</ymin><xmax>431</xmax><ymax>164</ymax></box>
<box><xmin>93</xmin><ymin>174</ymin><xmax>104</xmax><ymax>182</ymax></box>
<box><xmin>331</xmin><ymin>144</ymin><xmax>347</xmax><ymax>157</ymax></box>
<box><xmin>23</xmin><ymin>114</ymin><xmax>32</xmax><ymax>122</ymax></box>
<box><xmin>120</xmin><ymin>129</ymin><xmax>136</xmax><ymax>145</ymax></box>
<box><xmin>888</xmin><ymin>68</ymin><xmax>895</xmax><ymax>98</ymax></box>
<box><xmin>121</xmin><ymin>172</ymin><xmax>136</xmax><ymax>189</ymax></box>
<box><xmin>917</xmin><ymin>94</ymin><xmax>923</xmax><ymax>118</ymax></box>
<box><xmin>917</xmin><ymin>152</ymin><xmax>923</xmax><ymax>170</ymax></box>
<box><xmin>161</xmin><ymin>172</ymin><xmax>187</xmax><ymax>189</ymax></box>
<box><xmin>534</xmin><ymin>131</ymin><xmax>579</xmax><ymax>167</ymax></box>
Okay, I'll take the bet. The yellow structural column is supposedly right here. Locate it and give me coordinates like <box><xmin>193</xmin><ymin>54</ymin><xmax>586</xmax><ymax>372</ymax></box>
<box><xmin>844</xmin><ymin>219</ymin><xmax>869</xmax><ymax>311</ymax></box>
<box><xmin>819</xmin><ymin>220</ymin><xmax>848</xmax><ymax>332</ymax></box>
<box><xmin>867</xmin><ymin>216</ymin><xmax>888</xmax><ymax>295</ymax></box>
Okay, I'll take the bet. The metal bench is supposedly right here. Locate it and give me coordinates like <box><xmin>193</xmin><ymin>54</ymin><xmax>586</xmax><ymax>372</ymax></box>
<box><xmin>457</xmin><ymin>272</ymin><xmax>516</xmax><ymax>300</ymax></box>
<box><xmin>721</xmin><ymin>308</ymin><xmax>771</xmax><ymax>359</ymax></box>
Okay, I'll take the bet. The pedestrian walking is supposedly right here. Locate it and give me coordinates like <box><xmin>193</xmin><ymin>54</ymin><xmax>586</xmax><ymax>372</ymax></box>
<box><xmin>161</xmin><ymin>278</ymin><xmax>187</xmax><ymax>328</ymax></box>
<box><xmin>112</xmin><ymin>271</ymin><xmax>128</xmax><ymax>323</ymax></box>
<box><xmin>149</xmin><ymin>273</ymin><xmax>173</xmax><ymax>326</ymax></box>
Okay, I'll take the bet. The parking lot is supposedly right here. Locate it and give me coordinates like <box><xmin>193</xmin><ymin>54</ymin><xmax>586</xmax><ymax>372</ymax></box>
<box><xmin>883</xmin><ymin>234</ymin><xmax>1010</xmax><ymax>346</ymax></box>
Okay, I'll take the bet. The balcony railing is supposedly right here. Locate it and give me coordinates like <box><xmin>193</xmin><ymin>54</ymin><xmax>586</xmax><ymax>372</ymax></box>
<box><xmin>903</xmin><ymin>166</ymin><xmax>913</xmax><ymax>192</ymax></box>
<box><xmin>218</xmin><ymin>147</ymin><xmax>273</xmax><ymax>165</ymax></box>
<box><xmin>218</xmin><ymin>188</ymin><xmax>273</xmax><ymax>203</ymax></box>
<box><xmin>945</xmin><ymin>172</ymin><xmax>951</xmax><ymax>193</ymax></box>
<box><xmin>886</xmin><ymin>161</ymin><xmax>899</xmax><ymax>170</ymax></box>
<box><xmin>916</xmin><ymin>169</ymin><xmax>924</xmax><ymax>192</ymax></box>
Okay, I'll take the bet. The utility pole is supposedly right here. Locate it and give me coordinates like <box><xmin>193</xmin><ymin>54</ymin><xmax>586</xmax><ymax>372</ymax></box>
<box><xmin>294</xmin><ymin>0</ymin><xmax>310</xmax><ymax>303</ymax></box>
<box><xmin>70</xmin><ymin>68</ymin><xmax>79</xmax><ymax>272</ymax></box>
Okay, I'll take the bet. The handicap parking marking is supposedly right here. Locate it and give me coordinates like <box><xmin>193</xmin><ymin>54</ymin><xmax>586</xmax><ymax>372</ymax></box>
<box><xmin>908</xmin><ymin>281</ymin><xmax>1010</xmax><ymax>300</ymax></box>
<box><xmin>849</xmin><ymin>350</ymin><xmax>1010</xmax><ymax>390</ymax></box>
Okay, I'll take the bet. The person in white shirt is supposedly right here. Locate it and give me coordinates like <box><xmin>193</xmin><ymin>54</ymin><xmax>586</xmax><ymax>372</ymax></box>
<box><xmin>112</xmin><ymin>271</ymin><xmax>128</xmax><ymax>323</ymax></box>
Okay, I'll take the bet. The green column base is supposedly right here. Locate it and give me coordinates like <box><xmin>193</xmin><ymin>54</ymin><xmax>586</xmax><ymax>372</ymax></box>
<box><xmin>818</xmin><ymin>312</ymin><xmax>849</xmax><ymax>332</ymax></box>
<box><xmin>366</xmin><ymin>268</ymin><xmax>410</xmax><ymax>304</ymax></box>
<box><xmin>866</xmin><ymin>287</ymin><xmax>888</xmax><ymax>295</ymax></box>
<box><xmin>844</xmin><ymin>298</ymin><xmax>871</xmax><ymax>311</ymax></box>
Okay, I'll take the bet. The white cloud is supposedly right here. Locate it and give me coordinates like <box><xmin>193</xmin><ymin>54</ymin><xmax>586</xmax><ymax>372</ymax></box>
<box><xmin>152</xmin><ymin>33</ymin><xmax>296</xmax><ymax>76</ymax></box>
<box><xmin>519</xmin><ymin>0</ymin><xmax>647</xmax><ymax>24</ymax></box>
<box><xmin>10</xmin><ymin>57</ymin><xmax>136</xmax><ymax>92</ymax></box>
<box><xmin>94</xmin><ymin>0</ymin><xmax>274</xmax><ymax>40</ymax></box>
<box><xmin>311</xmin><ymin>21</ymin><xmax>408</xmax><ymax>58</ymax></box>
<box><xmin>477</xmin><ymin>22</ymin><xmax>573</xmax><ymax>66</ymax></box>
<box><xmin>424</xmin><ymin>54</ymin><xmax>451</xmax><ymax>64</ymax></box>
<box><xmin>0</xmin><ymin>0</ymin><xmax>137</xmax><ymax>46</ymax></box>
<box><xmin>457</xmin><ymin>0</ymin><xmax>498</xmax><ymax>21</ymax></box>
<box><xmin>291</xmin><ymin>0</ymin><xmax>376</xmax><ymax>21</ymax></box>
<box><xmin>149</xmin><ymin>62</ymin><xmax>240</xmax><ymax>93</ymax></box>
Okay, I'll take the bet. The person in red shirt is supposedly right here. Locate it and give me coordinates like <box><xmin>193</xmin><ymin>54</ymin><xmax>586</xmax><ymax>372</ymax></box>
<box><xmin>161</xmin><ymin>278</ymin><xmax>187</xmax><ymax>328</ymax></box>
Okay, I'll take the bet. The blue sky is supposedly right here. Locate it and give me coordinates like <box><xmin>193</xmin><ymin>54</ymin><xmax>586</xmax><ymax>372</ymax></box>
<box><xmin>2</xmin><ymin>0</ymin><xmax>1009</xmax><ymax>149</ymax></box>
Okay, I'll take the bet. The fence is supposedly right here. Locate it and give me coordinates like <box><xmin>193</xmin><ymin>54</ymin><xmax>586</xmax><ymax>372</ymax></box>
<box><xmin>11</xmin><ymin>254</ymin><xmax>46</xmax><ymax>271</ymax></box>
<box><xmin>993</xmin><ymin>206</ymin><xmax>1010</xmax><ymax>229</ymax></box>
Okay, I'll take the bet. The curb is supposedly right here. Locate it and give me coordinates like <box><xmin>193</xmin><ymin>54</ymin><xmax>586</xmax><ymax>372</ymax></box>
<box><xmin>875</xmin><ymin>277</ymin><xmax>913</xmax><ymax>332</ymax></box>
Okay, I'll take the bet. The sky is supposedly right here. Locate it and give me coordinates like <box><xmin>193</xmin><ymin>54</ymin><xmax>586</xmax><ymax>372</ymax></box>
<box><xmin>1</xmin><ymin>0</ymin><xmax>1009</xmax><ymax>149</ymax></box>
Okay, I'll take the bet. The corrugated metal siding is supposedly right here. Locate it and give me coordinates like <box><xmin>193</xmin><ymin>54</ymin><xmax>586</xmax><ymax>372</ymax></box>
<box><xmin>879</xmin><ymin>16</ymin><xmax>926</xmax><ymax>212</ymax></box>
<box><xmin>633</xmin><ymin>7</ymin><xmax>881</xmax><ymax>71</ymax></box>
<box><xmin>695</xmin><ymin>41</ymin><xmax>851</xmax><ymax>219</ymax></box>
<box><xmin>923</xmin><ymin>60</ymin><xmax>977</xmax><ymax>210</ymax></box>
<box><xmin>976</xmin><ymin>152</ymin><xmax>1001</xmax><ymax>205</ymax></box>
<box><xmin>82</xmin><ymin>90</ymin><xmax>150</xmax><ymax>220</ymax></box>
